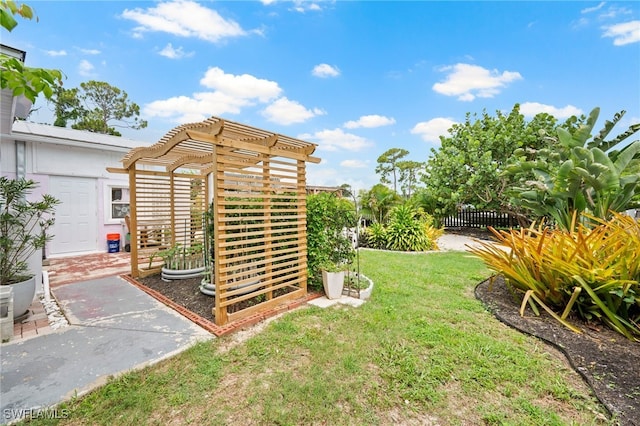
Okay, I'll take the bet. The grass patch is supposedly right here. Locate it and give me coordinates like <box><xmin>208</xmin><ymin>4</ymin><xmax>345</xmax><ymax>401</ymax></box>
<box><xmin>26</xmin><ymin>250</ymin><xmax>611</xmax><ymax>425</ymax></box>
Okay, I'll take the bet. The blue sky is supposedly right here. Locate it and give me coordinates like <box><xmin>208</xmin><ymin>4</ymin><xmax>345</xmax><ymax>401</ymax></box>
<box><xmin>3</xmin><ymin>1</ymin><xmax>639</xmax><ymax>191</ymax></box>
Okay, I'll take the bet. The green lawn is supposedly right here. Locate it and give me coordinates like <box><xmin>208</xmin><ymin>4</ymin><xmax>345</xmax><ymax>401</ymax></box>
<box><xmin>30</xmin><ymin>250</ymin><xmax>611</xmax><ymax>425</ymax></box>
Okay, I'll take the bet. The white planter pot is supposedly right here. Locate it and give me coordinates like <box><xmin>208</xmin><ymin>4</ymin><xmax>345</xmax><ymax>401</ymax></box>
<box><xmin>8</xmin><ymin>275</ymin><xmax>36</xmax><ymax>320</ymax></box>
<box><xmin>322</xmin><ymin>270</ymin><xmax>345</xmax><ymax>300</ymax></box>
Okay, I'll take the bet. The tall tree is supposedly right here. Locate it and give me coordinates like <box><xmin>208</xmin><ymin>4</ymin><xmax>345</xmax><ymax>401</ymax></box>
<box><xmin>52</xmin><ymin>80</ymin><xmax>147</xmax><ymax>136</ymax></box>
<box><xmin>52</xmin><ymin>86</ymin><xmax>80</xmax><ymax>127</ymax></box>
<box><xmin>0</xmin><ymin>1</ymin><xmax>63</xmax><ymax>102</ymax></box>
<box><xmin>423</xmin><ymin>104</ymin><xmax>558</xmax><ymax>219</ymax></box>
<box><xmin>375</xmin><ymin>148</ymin><xmax>408</xmax><ymax>193</ymax></box>
<box><xmin>397</xmin><ymin>160</ymin><xmax>424</xmax><ymax>198</ymax></box>
<box><xmin>358</xmin><ymin>184</ymin><xmax>401</xmax><ymax>223</ymax></box>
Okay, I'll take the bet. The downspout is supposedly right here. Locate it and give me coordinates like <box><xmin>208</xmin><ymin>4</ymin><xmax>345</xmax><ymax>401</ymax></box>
<box><xmin>15</xmin><ymin>140</ymin><xmax>26</xmax><ymax>179</ymax></box>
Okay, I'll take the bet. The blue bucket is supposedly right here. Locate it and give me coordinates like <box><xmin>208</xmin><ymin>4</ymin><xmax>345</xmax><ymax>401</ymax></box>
<box><xmin>107</xmin><ymin>234</ymin><xmax>120</xmax><ymax>253</ymax></box>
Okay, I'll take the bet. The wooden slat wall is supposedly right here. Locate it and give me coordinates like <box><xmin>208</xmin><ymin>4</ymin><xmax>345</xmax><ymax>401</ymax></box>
<box><xmin>213</xmin><ymin>150</ymin><xmax>308</xmax><ymax>325</ymax></box>
<box><xmin>131</xmin><ymin>169</ymin><xmax>206</xmax><ymax>277</ymax></box>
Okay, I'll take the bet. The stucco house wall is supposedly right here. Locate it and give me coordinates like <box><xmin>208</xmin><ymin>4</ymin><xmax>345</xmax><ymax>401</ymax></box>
<box><xmin>2</xmin><ymin>121</ymin><xmax>150</xmax><ymax>260</ymax></box>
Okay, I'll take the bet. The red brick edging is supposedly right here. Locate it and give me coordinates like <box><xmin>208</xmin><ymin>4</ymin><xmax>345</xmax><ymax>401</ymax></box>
<box><xmin>120</xmin><ymin>274</ymin><xmax>322</xmax><ymax>337</ymax></box>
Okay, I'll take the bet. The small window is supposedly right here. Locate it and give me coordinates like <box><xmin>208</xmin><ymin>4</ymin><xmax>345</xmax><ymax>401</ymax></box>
<box><xmin>109</xmin><ymin>186</ymin><xmax>130</xmax><ymax>221</ymax></box>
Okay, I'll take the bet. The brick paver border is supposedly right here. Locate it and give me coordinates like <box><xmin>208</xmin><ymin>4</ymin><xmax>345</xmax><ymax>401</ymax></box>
<box><xmin>120</xmin><ymin>274</ymin><xmax>322</xmax><ymax>337</ymax></box>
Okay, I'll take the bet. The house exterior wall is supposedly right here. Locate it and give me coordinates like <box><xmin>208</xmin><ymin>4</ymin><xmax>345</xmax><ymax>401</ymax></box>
<box><xmin>3</xmin><ymin>123</ymin><xmax>148</xmax><ymax>259</ymax></box>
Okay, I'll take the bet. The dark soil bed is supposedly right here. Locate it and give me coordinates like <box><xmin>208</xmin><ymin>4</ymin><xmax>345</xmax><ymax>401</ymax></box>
<box><xmin>136</xmin><ymin>275</ymin><xmax>300</xmax><ymax>322</ymax></box>
<box><xmin>476</xmin><ymin>275</ymin><xmax>639</xmax><ymax>425</ymax></box>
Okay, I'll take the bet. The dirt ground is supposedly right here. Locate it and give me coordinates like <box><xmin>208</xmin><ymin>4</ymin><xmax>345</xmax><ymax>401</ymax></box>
<box><xmin>476</xmin><ymin>276</ymin><xmax>639</xmax><ymax>426</ymax></box>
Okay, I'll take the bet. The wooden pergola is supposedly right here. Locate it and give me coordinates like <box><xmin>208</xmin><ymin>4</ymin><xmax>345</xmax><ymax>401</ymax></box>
<box><xmin>112</xmin><ymin>117</ymin><xmax>320</xmax><ymax>325</ymax></box>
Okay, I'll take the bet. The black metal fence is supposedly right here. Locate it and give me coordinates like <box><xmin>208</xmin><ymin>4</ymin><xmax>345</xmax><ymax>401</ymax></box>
<box><xmin>443</xmin><ymin>210</ymin><xmax>519</xmax><ymax>229</ymax></box>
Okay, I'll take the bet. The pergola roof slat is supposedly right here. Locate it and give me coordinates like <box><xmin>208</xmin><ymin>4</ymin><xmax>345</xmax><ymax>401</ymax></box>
<box><xmin>121</xmin><ymin>116</ymin><xmax>318</xmax><ymax>171</ymax></box>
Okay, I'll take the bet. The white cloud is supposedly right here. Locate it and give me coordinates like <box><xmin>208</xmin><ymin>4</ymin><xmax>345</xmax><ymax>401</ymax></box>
<box><xmin>201</xmin><ymin>67</ymin><xmax>281</xmax><ymax>102</ymax></box>
<box><xmin>411</xmin><ymin>117</ymin><xmax>457</xmax><ymax>143</ymax></box>
<box><xmin>519</xmin><ymin>102</ymin><xmax>583</xmax><ymax>119</ymax></box>
<box><xmin>291</xmin><ymin>1</ymin><xmax>323</xmax><ymax>13</ymax></box>
<box><xmin>121</xmin><ymin>0</ymin><xmax>246</xmax><ymax>43</ymax></box>
<box><xmin>79</xmin><ymin>48</ymin><xmax>101</xmax><ymax>55</ymax></box>
<box><xmin>312</xmin><ymin>63</ymin><xmax>340</xmax><ymax>78</ymax></box>
<box><xmin>261</xmin><ymin>97</ymin><xmax>325</xmax><ymax>125</ymax></box>
<box><xmin>432</xmin><ymin>63</ymin><xmax>523</xmax><ymax>101</ymax></box>
<box><xmin>144</xmin><ymin>67</ymin><xmax>282</xmax><ymax>123</ymax></box>
<box><xmin>45</xmin><ymin>50</ymin><xmax>67</xmax><ymax>57</ymax></box>
<box><xmin>78</xmin><ymin>59</ymin><xmax>96</xmax><ymax>77</ymax></box>
<box><xmin>343</xmin><ymin>115</ymin><xmax>396</xmax><ymax>129</ymax></box>
<box><xmin>299</xmin><ymin>128</ymin><xmax>373</xmax><ymax>152</ymax></box>
<box><xmin>340</xmin><ymin>159</ymin><xmax>368</xmax><ymax>168</ymax></box>
<box><xmin>597</xmin><ymin>6</ymin><xmax>634</xmax><ymax>20</ymax></box>
<box><xmin>158</xmin><ymin>43</ymin><xmax>194</xmax><ymax>59</ymax></box>
<box><xmin>581</xmin><ymin>2</ymin><xmax>605</xmax><ymax>14</ymax></box>
<box><xmin>602</xmin><ymin>20</ymin><xmax>640</xmax><ymax>46</ymax></box>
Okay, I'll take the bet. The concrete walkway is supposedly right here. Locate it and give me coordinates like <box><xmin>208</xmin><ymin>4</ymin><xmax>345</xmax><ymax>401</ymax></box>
<box><xmin>436</xmin><ymin>233</ymin><xmax>490</xmax><ymax>252</ymax></box>
<box><xmin>0</xmin><ymin>276</ymin><xmax>212</xmax><ymax>424</ymax></box>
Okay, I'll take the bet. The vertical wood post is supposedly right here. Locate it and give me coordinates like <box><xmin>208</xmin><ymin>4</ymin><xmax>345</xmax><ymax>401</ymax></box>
<box><xmin>129</xmin><ymin>166</ymin><xmax>139</xmax><ymax>277</ymax></box>
<box><xmin>298</xmin><ymin>159</ymin><xmax>307</xmax><ymax>293</ymax></box>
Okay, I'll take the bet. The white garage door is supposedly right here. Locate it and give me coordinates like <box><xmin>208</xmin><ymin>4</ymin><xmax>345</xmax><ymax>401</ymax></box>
<box><xmin>49</xmin><ymin>176</ymin><xmax>98</xmax><ymax>255</ymax></box>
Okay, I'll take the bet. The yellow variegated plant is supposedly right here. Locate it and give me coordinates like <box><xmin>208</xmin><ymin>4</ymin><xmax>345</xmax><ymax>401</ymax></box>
<box><xmin>470</xmin><ymin>212</ymin><xmax>640</xmax><ymax>340</ymax></box>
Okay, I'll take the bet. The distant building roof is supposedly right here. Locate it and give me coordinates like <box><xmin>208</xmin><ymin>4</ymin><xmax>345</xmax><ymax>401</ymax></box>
<box><xmin>11</xmin><ymin>121</ymin><xmax>151</xmax><ymax>152</ymax></box>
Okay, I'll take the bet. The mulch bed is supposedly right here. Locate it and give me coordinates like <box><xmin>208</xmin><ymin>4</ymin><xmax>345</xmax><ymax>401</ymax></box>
<box><xmin>476</xmin><ymin>275</ymin><xmax>639</xmax><ymax>425</ymax></box>
<box><xmin>135</xmin><ymin>275</ymin><xmax>302</xmax><ymax>323</ymax></box>
<box><xmin>137</xmin><ymin>276</ymin><xmax>215</xmax><ymax>321</ymax></box>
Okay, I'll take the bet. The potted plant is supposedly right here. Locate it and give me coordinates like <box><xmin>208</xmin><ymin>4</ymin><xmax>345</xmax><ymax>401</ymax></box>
<box><xmin>319</xmin><ymin>260</ymin><xmax>348</xmax><ymax>299</ymax></box>
<box><xmin>0</xmin><ymin>177</ymin><xmax>59</xmax><ymax>319</ymax></box>
<box><xmin>307</xmin><ymin>192</ymin><xmax>357</xmax><ymax>299</ymax></box>
<box><xmin>156</xmin><ymin>242</ymin><xmax>206</xmax><ymax>281</ymax></box>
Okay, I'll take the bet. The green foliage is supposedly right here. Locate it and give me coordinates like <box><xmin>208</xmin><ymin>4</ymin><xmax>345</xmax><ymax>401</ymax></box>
<box><xmin>375</xmin><ymin>148</ymin><xmax>409</xmax><ymax>193</ymax></box>
<box><xmin>306</xmin><ymin>193</ymin><xmax>356</xmax><ymax>287</ymax></box>
<box><xmin>52</xmin><ymin>80</ymin><xmax>148</xmax><ymax>135</ymax></box>
<box><xmin>424</xmin><ymin>104</ymin><xmax>558</xmax><ymax>220</ymax></box>
<box><xmin>385</xmin><ymin>204</ymin><xmax>436</xmax><ymax>251</ymax></box>
<box><xmin>0</xmin><ymin>1</ymin><xmax>63</xmax><ymax>103</ymax></box>
<box><xmin>362</xmin><ymin>203</ymin><xmax>442</xmax><ymax>252</ymax></box>
<box><xmin>0</xmin><ymin>177</ymin><xmax>59</xmax><ymax>285</ymax></box>
<box><xmin>52</xmin><ymin>86</ymin><xmax>81</xmax><ymax>127</ymax></box>
<box><xmin>470</xmin><ymin>212</ymin><xmax>640</xmax><ymax>340</ymax></box>
<box><xmin>396</xmin><ymin>160</ymin><xmax>424</xmax><ymax>198</ymax></box>
<box><xmin>0</xmin><ymin>0</ymin><xmax>34</xmax><ymax>31</ymax></box>
<box><xmin>363</xmin><ymin>222</ymin><xmax>386</xmax><ymax>249</ymax></box>
<box><xmin>358</xmin><ymin>183</ymin><xmax>401</xmax><ymax>223</ymax></box>
<box><xmin>507</xmin><ymin>107</ymin><xmax>640</xmax><ymax>230</ymax></box>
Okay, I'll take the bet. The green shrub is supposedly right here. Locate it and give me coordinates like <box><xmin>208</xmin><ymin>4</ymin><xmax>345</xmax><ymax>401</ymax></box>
<box><xmin>365</xmin><ymin>222</ymin><xmax>387</xmax><ymax>249</ymax></box>
<box><xmin>360</xmin><ymin>204</ymin><xmax>443</xmax><ymax>252</ymax></box>
<box><xmin>386</xmin><ymin>205</ymin><xmax>441</xmax><ymax>252</ymax></box>
<box><xmin>306</xmin><ymin>193</ymin><xmax>356</xmax><ymax>288</ymax></box>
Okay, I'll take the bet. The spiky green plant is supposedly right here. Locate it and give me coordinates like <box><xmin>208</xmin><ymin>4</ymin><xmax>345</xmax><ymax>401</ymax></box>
<box><xmin>364</xmin><ymin>222</ymin><xmax>387</xmax><ymax>249</ymax></box>
<box><xmin>385</xmin><ymin>205</ymin><xmax>435</xmax><ymax>252</ymax></box>
<box><xmin>469</xmin><ymin>212</ymin><xmax>640</xmax><ymax>340</ymax></box>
